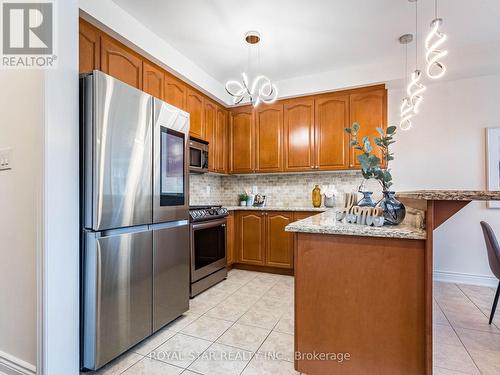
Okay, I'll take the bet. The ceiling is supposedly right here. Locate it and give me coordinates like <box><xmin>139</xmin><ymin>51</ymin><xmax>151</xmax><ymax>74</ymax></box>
<box><xmin>112</xmin><ymin>0</ymin><xmax>500</xmax><ymax>88</ymax></box>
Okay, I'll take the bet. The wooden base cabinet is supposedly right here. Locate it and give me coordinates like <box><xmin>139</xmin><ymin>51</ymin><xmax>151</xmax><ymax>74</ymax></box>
<box><xmin>265</xmin><ymin>212</ymin><xmax>294</xmax><ymax>268</ymax></box>
<box><xmin>238</xmin><ymin>212</ymin><xmax>265</xmax><ymax>265</ymax></box>
<box><xmin>236</xmin><ymin>211</ymin><xmax>294</xmax><ymax>269</ymax></box>
<box><xmin>226</xmin><ymin>212</ymin><xmax>235</xmax><ymax>266</ymax></box>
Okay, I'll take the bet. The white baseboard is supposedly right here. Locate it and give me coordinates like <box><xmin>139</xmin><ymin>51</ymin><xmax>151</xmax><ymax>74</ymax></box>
<box><xmin>434</xmin><ymin>270</ymin><xmax>498</xmax><ymax>287</ymax></box>
<box><xmin>0</xmin><ymin>351</ymin><xmax>36</xmax><ymax>375</ymax></box>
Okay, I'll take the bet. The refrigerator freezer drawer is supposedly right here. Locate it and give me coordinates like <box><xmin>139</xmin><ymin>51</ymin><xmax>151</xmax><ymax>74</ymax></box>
<box><xmin>82</xmin><ymin>227</ymin><xmax>153</xmax><ymax>370</ymax></box>
<box><xmin>152</xmin><ymin>221</ymin><xmax>190</xmax><ymax>332</ymax></box>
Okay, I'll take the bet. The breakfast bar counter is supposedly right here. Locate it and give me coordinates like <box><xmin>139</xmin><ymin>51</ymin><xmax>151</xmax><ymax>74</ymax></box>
<box><xmin>285</xmin><ymin>209</ymin><xmax>426</xmax><ymax>240</ymax></box>
<box><xmin>287</xmin><ymin>190</ymin><xmax>500</xmax><ymax>375</ymax></box>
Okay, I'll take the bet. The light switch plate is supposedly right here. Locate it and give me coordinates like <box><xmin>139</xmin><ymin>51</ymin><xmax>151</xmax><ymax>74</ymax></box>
<box><xmin>0</xmin><ymin>148</ymin><xmax>12</xmax><ymax>171</ymax></box>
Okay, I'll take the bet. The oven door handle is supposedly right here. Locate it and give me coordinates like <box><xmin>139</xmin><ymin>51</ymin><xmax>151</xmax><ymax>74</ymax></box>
<box><xmin>191</xmin><ymin>218</ymin><xmax>227</xmax><ymax>230</ymax></box>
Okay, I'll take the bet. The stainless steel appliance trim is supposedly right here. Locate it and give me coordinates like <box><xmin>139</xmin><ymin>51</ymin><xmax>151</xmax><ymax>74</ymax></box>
<box><xmin>190</xmin><ymin>217</ymin><xmax>227</xmax><ymax>282</ymax></box>
<box><xmin>82</xmin><ymin>230</ymin><xmax>97</xmax><ymax>369</ymax></box>
<box><xmin>82</xmin><ymin>73</ymin><xmax>95</xmax><ymax>229</ymax></box>
<box><xmin>190</xmin><ymin>267</ymin><xmax>228</xmax><ymax>297</ymax></box>
<box><xmin>150</xmin><ymin>219</ymin><xmax>189</xmax><ymax>231</ymax></box>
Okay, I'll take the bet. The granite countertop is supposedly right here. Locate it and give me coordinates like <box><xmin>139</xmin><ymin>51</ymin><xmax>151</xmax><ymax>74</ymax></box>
<box><xmin>225</xmin><ymin>206</ymin><xmax>327</xmax><ymax>212</ymax></box>
<box><xmin>397</xmin><ymin>190</ymin><xmax>500</xmax><ymax>201</ymax></box>
<box><xmin>285</xmin><ymin>209</ymin><xmax>427</xmax><ymax>240</ymax></box>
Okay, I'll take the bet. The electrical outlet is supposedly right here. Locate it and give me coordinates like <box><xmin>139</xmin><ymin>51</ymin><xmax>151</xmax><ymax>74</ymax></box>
<box><xmin>206</xmin><ymin>185</ymin><xmax>211</xmax><ymax>195</ymax></box>
<box><xmin>0</xmin><ymin>148</ymin><xmax>12</xmax><ymax>171</ymax></box>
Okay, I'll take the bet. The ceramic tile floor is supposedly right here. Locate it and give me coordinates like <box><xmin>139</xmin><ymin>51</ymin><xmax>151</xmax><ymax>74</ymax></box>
<box><xmin>87</xmin><ymin>271</ymin><xmax>500</xmax><ymax>375</ymax></box>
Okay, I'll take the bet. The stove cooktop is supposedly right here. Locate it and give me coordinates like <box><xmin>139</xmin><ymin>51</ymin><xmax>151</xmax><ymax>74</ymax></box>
<box><xmin>189</xmin><ymin>205</ymin><xmax>228</xmax><ymax>222</ymax></box>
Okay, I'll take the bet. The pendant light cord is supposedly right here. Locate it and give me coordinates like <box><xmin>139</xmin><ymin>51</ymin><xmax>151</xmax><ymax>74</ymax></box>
<box><xmin>414</xmin><ymin>0</ymin><xmax>418</xmax><ymax>70</ymax></box>
<box><xmin>435</xmin><ymin>0</ymin><xmax>438</xmax><ymax>19</ymax></box>
<box><xmin>405</xmin><ymin>43</ymin><xmax>408</xmax><ymax>87</ymax></box>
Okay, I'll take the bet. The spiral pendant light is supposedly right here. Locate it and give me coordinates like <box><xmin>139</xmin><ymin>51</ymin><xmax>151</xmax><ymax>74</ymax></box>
<box><xmin>400</xmin><ymin>0</ymin><xmax>426</xmax><ymax>131</ymax></box>
<box><xmin>425</xmin><ymin>0</ymin><xmax>448</xmax><ymax>79</ymax></box>
<box><xmin>225</xmin><ymin>31</ymin><xmax>278</xmax><ymax>107</ymax></box>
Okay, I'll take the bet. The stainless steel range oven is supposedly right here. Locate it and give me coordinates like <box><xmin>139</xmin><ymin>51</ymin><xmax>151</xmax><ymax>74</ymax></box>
<box><xmin>189</xmin><ymin>206</ymin><xmax>228</xmax><ymax>297</ymax></box>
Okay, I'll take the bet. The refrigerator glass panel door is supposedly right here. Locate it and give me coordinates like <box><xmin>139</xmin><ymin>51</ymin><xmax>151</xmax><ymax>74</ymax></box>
<box><xmin>83</xmin><ymin>228</ymin><xmax>153</xmax><ymax>370</ymax></box>
<box><xmin>152</xmin><ymin>221</ymin><xmax>190</xmax><ymax>332</ymax></box>
<box><xmin>160</xmin><ymin>127</ymin><xmax>185</xmax><ymax>206</ymax></box>
<box><xmin>88</xmin><ymin>71</ymin><xmax>153</xmax><ymax>230</ymax></box>
<box><xmin>153</xmin><ymin>98</ymin><xmax>189</xmax><ymax>223</ymax></box>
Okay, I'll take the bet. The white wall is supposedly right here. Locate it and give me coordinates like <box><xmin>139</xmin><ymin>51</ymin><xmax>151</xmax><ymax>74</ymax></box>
<box><xmin>41</xmin><ymin>0</ymin><xmax>80</xmax><ymax>373</ymax></box>
<box><xmin>0</xmin><ymin>71</ymin><xmax>42</xmax><ymax>373</ymax></box>
<box><xmin>389</xmin><ymin>74</ymin><xmax>500</xmax><ymax>286</ymax></box>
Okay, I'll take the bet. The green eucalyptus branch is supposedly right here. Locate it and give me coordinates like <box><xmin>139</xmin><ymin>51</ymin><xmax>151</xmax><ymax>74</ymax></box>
<box><xmin>345</xmin><ymin>122</ymin><xmax>397</xmax><ymax>192</ymax></box>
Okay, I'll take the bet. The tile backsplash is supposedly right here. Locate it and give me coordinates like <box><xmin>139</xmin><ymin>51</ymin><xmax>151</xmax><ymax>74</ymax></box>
<box><xmin>190</xmin><ymin>171</ymin><xmax>383</xmax><ymax>207</ymax></box>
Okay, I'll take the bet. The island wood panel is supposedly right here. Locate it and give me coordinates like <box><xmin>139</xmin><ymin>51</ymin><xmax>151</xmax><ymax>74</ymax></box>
<box><xmin>294</xmin><ymin>233</ymin><xmax>426</xmax><ymax>375</ymax></box>
<box><xmin>164</xmin><ymin>74</ymin><xmax>187</xmax><ymax>110</ymax></box>
<box><xmin>255</xmin><ymin>104</ymin><xmax>283</xmax><ymax>172</ymax></box>
<box><xmin>186</xmin><ymin>89</ymin><xmax>205</xmax><ymax>139</ymax></box>
<box><xmin>100</xmin><ymin>34</ymin><xmax>143</xmax><ymax>89</ymax></box>
<box><xmin>204</xmin><ymin>100</ymin><xmax>217</xmax><ymax>171</ymax></box>
<box><xmin>293</xmin><ymin>211</ymin><xmax>320</xmax><ymax>221</ymax></box>
<box><xmin>284</xmin><ymin>99</ymin><xmax>315</xmax><ymax>171</ymax></box>
<box><xmin>266</xmin><ymin>212</ymin><xmax>294</xmax><ymax>268</ymax></box>
<box><xmin>238</xmin><ymin>212</ymin><xmax>265</xmax><ymax>265</ymax></box>
<box><xmin>315</xmin><ymin>94</ymin><xmax>350</xmax><ymax>170</ymax></box>
<box><xmin>79</xmin><ymin>18</ymin><xmax>100</xmax><ymax>73</ymax></box>
<box><xmin>349</xmin><ymin>87</ymin><xmax>387</xmax><ymax>168</ymax></box>
<box><xmin>230</xmin><ymin>107</ymin><xmax>255</xmax><ymax>173</ymax></box>
<box><xmin>142</xmin><ymin>60</ymin><xmax>164</xmax><ymax>99</ymax></box>
<box><xmin>215</xmin><ymin>108</ymin><xmax>228</xmax><ymax>173</ymax></box>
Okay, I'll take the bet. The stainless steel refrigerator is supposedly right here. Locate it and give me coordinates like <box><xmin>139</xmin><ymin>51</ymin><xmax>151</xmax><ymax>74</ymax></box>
<box><xmin>80</xmin><ymin>71</ymin><xmax>190</xmax><ymax>370</ymax></box>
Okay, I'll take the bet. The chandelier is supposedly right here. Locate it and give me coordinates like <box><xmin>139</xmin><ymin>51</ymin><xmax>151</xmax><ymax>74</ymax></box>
<box><xmin>225</xmin><ymin>31</ymin><xmax>278</xmax><ymax>107</ymax></box>
<box><xmin>425</xmin><ymin>0</ymin><xmax>448</xmax><ymax>79</ymax></box>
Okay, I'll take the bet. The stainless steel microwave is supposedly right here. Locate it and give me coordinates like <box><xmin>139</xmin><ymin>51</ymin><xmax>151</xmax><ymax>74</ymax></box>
<box><xmin>189</xmin><ymin>138</ymin><xmax>208</xmax><ymax>173</ymax></box>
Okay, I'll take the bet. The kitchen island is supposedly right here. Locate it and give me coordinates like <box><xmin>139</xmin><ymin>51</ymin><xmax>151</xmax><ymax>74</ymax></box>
<box><xmin>286</xmin><ymin>190</ymin><xmax>500</xmax><ymax>375</ymax></box>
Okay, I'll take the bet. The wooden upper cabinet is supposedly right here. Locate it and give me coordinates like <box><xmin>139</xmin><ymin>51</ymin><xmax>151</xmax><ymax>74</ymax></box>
<box><xmin>349</xmin><ymin>87</ymin><xmax>387</xmax><ymax>168</ymax></box>
<box><xmin>142</xmin><ymin>60</ymin><xmax>164</xmax><ymax>99</ymax></box>
<box><xmin>204</xmin><ymin>100</ymin><xmax>217</xmax><ymax>171</ymax></box>
<box><xmin>215</xmin><ymin>107</ymin><xmax>228</xmax><ymax>173</ymax></box>
<box><xmin>238</xmin><ymin>212</ymin><xmax>265</xmax><ymax>265</ymax></box>
<box><xmin>230</xmin><ymin>106</ymin><xmax>255</xmax><ymax>173</ymax></box>
<box><xmin>186</xmin><ymin>89</ymin><xmax>204</xmax><ymax>139</ymax></box>
<box><xmin>164</xmin><ymin>74</ymin><xmax>187</xmax><ymax>110</ymax></box>
<box><xmin>315</xmin><ymin>94</ymin><xmax>349</xmax><ymax>170</ymax></box>
<box><xmin>255</xmin><ymin>104</ymin><xmax>283</xmax><ymax>172</ymax></box>
<box><xmin>284</xmin><ymin>99</ymin><xmax>315</xmax><ymax>171</ymax></box>
<box><xmin>266</xmin><ymin>212</ymin><xmax>294</xmax><ymax>269</ymax></box>
<box><xmin>100</xmin><ymin>35</ymin><xmax>143</xmax><ymax>89</ymax></box>
<box><xmin>79</xmin><ymin>19</ymin><xmax>100</xmax><ymax>74</ymax></box>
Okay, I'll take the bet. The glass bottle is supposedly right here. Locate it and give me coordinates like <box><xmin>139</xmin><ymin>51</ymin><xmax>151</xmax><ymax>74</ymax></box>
<box><xmin>312</xmin><ymin>185</ymin><xmax>322</xmax><ymax>208</ymax></box>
